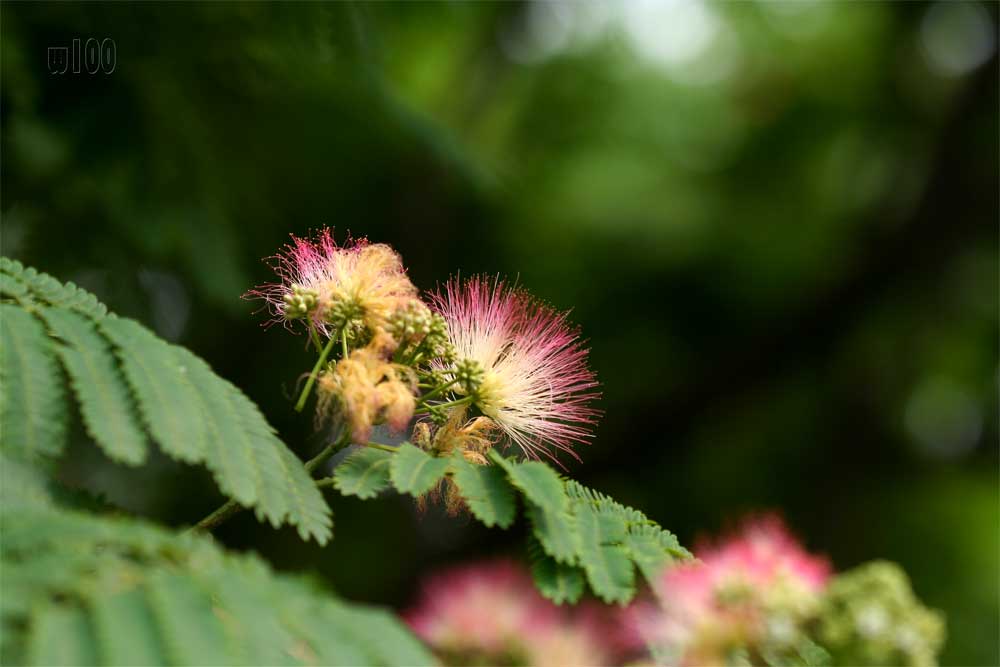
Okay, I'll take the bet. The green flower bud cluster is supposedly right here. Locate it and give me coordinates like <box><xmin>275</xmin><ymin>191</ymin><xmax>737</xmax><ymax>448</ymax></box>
<box><xmin>322</xmin><ymin>298</ymin><xmax>369</xmax><ymax>348</ymax></box>
<box><xmin>282</xmin><ymin>285</ymin><xmax>319</xmax><ymax>320</ymax></box>
<box><xmin>426</xmin><ymin>313</ymin><xmax>455</xmax><ymax>364</ymax></box>
<box><xmin>326</xmin><ymin>298</ymin><xmax>364</xmax><ymax>332</ymax></box>
<box><xmin>422</xmin><ymin>368</ymin><xmax>451</xmax><ymax>388</ymax></box>
<box><xmin>454</xmin><ymin>358</ymin><xmax>485</xmax><ymax>395</ymax></box>
<box><xmin>388</xmin><ymin>301</ymin><xmax>455</xmax><ymax>366</ymax></box>
<box><xmin>816</xmin><ymin>561</ymin><xmax>944</xmax><ymax>667</ymax></box>
<box><xmin>389</xmin><ymin>301</ymin><xmax>434</xmax><ymax>346</ymax></box>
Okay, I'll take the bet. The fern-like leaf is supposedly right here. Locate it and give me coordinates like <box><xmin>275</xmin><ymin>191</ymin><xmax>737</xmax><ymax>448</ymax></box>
<box><xmin>40</xmin><ymin>308</ymin><xmax>150</xmax><ymax>466</ymax></box>
<box><xmin>490</xmin><ymin>451</ymin><xmax>568</xmax><ymax>513</ymax></box>
<box><xmin>89</xmin><ymin>587</ymin><xmax>167</xmax><ymax>666</ymax></box>
<box><xmin>0</xmin><ymin>258</ymin><xmax>107</xmax><ymax>318</ymax></box>
<box><xmin>145</xmin><ymin>570</ymin><xmax>234</xmax><ymax>666</ymax></box>
<box><xmin>528</xmin><ymin>539</ymin><xmax>585</xmax><ymax>605</ymax></box>
<box><xmin>0</xmin><ymin>272</ymin><xmax>33</xmax><ymax>304</ymax></box>
<box><xmin>101</xmin><ymin>317</ymin><xmax>331</xmax><ymax>543</ymax></box>
<box><xmin>0</xmin><ymin>452</ymin><xmax>56</xmax><ymax>509</ymax></box>
<box><xmin>625</xmin><ymin>524</ymin><xmax>687</xmax><ymax>583</ymax></box>
<box><xmin>0</xmin><ymin>304</ymin><xmax>68</xmax><ymax>461</ymax></box>
<box><xmin>574</xmin><ymin>502</ymin><xmax>635</xmax><ymax>603</ymax></box>
<box><xmin>1</xmin><ymin>506</ymin><xmax>434</xmax><ymax>667</ymax></box>
<box><xmin>390</xmin><ymin>443</ymin><xmax>450</xmax><ymax>497</ymax></box>
<box><xmin>25</xmin><ymin>605</ymin><xmax>99</xmax><ymax>667</ymax></box>
<box><xmin>99</xmin><ymin>317</ymin><xmax>209</xmax><ymax>463</ymax></box>
<box><xmin>332</xmin><ymin>447</ymin><xmax>393</xmax><ymax>499</ymax></box>
<box><xmin>448</xmin><ymin>455</ymin><xmax>516</xmax><ymax>529</ymax></box>
<box><xmin>2</xmin><ymin>260</ymin><xmax>334</xmax><ymax>543</ymax></box>
<box><xmin>525</xmin><ymin>502</ymin><xmax>578</xmax><ymax>564</ymax></box>
<box><xmin>173</xmin><ymin>346</ymin><xmax>332</xmax><ymax>542</ymax></box>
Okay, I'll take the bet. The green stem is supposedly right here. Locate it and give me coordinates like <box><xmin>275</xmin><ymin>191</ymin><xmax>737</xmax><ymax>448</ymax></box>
<box><xmin>305</xmin><ymin>429</ymin><xmax>352</xmax><ymax>474</ymax></box>
<box><xmin>364</xmin><ymin>442</ymin><xmax>398</xmax><ymax>453</ymax></box>
<box><xmin>340</xmin><ymin>327</ymin><xmax>348</xmax><ymax>359</ymax></box>
<box><xmin>191</xmin><ymin>498</ymin><xmax>244</xmax><ymax>533</ymax></box>
<box><xmin>191</xmin><ymin>430</ymin><xmax>352</xmax><ymax>535</ymax></box>
<box><xmin>416</xmin><ymin>394</ymin><xmax>474</xmax><ymax>414</ymax></box>
<box><xmin>295</xmin><ymin>334</ymin><xmax>337</xmax><ymax>413</ymax></box>
<box><xmin>419</xmin><ymin>377</ymin><xmax>458</xmax><ymax>403</ymax></box>
<box><xmin>308</xmin><ymin>325</ymin><xmax>324</xmax><ymax>355</ymax></box>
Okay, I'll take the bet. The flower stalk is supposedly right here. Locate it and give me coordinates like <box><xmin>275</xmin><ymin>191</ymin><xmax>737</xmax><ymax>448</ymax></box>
<box><xmin>295</xmin><ymin>333</ymin><xmax>338</xmax><ymax>413</ymax></box>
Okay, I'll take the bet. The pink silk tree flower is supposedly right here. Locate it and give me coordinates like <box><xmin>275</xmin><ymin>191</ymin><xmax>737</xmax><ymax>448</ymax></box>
<box><xmin>429</xmin><ymin>276</ymin><xmax>600</xmax><ymax>462</ymax></box>
<box><xmin>404</xmin><ymin>559</ymin><xmax>561</xmax><ymax>658</ymax></box>
<box><xmin>246</xmin><ymin>228</ymin><xmax>418</xmax><ymax>336</ymax></box>
<box><xmin>405</xmin><ymin>560</ymin><xmax>622</xmax><ymax>667</ymax></box>
<box><xmin>633</xmin><ymin>515</ymin><xmax>831</xmax><ymax>666</ymax></box>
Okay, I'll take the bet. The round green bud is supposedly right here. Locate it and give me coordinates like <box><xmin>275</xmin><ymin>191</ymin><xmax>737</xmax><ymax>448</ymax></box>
<box><xmin>282</xmin><ymin>285</ymin><xmax>319</xmax><ymax>319</ymax></box>
<box><xmin>454</xmin><ymin>358</ymin><xmax>485</xmax><ymax>395</ymax></box>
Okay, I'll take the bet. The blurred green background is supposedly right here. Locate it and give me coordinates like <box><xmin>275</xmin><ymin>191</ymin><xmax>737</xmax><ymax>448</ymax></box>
<box><xmin>2</xmin><ymin>2</ymin><xmax>997</xmax><ymax>664</ymax></box>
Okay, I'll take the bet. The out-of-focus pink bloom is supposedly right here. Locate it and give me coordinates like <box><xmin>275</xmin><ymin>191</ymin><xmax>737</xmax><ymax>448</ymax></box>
<box><xmin>405</xmin><ymin>560</ymin><xmax>625</xmax><ymax>666</ymax></box>
<box><xmin>686</xmin><ymin>515</ymin><xmax>831</xmax><ymax>596</ymax></box>
<box><xmin>246</xmin><ymin>228</ymin><xmax>417</xmax><ymax>336</ymax></box>
<box><xmin>405</xmin><ymin>559</ymin><xmax>558</xmax><ymax>655</ymax></box>
<box><xmin>633</xmin><ymin>516</ymin><xmax>830</xmax><ymax>666</ymax></box>
<box><xmin>430</xmin><ymin>276</ymin><xmax>600</xmax><ymax>462</ymax></box>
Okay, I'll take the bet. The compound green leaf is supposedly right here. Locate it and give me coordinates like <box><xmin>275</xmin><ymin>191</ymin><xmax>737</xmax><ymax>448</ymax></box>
<box><xmin>390</xmin><ymin>443</ymin><xmax>449</xmax><ymax>497</ymax></box>
<box><xmin>449</xmin><ymin>455</ymin><xmax>517</xmax><ymax>529</ymax></box>
<box><xmin>41</xmin><ymin>308</ymin><xmax>149</xmax><ymax>466</ymax></box>
<box><xmin>0</xmin><ymin>304</ymin><xmax>67</xmax><ymax>461</ymax></box>
<box><xmin>332</xmin><ymin>447</ymin><xmax>393</xmax><ymax>499</ymax></box>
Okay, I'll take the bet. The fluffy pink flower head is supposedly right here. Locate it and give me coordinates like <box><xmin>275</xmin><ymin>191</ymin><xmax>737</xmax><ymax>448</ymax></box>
<box><xmin>689</xmin><ymin>515</ymin><xmax>830</xmax><ymax>595</ymax></box>
<box><xmin>633</xmin><ymin>515</ymin><xmax>830</xmax><ymax>665</ymax></box>
<box><xmin>405</xmin><ymin>560</ymin><xmax>624</xmax><ymax>666</ymax></box>
<box><xmin>246</xmin><ymin>228</ymin><xmax>417</xmax><ymax>336</ymax></box>
<box><xmin>404</xmin><ymin>559</ymin><xmax>560</xmax><ymax>657</ymax></box>
<box><xmin>430</xmin><ymin>276</ymin><xmax>600</xmax><ymax>462</ymax></box>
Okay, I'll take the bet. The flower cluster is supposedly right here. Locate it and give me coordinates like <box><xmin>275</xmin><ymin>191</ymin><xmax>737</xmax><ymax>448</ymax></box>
<box><xmin>249</xmin><ymin>229</ymin><xmax>418</xmax><ymax>337</ymax></box>
<box><xmin>246</xmin><ymin>229</ymin><xmax>600</xmax><ymax>467</ymax></box>
<box><xmin>632</xmin><ymin>515</ymin><xmax>830</xmax><ymax>666</ymax></box>
<box><xmin>405</xmin><ymin>560</ymin><xmax>633</xmax><ymax>667</ymax></box>
<box><xmin>632</xmin><ymin>516</ymin><xmax>944</xmax><ymax>667</ymax></box>
<box><xmin>245</xmin><ymin>230</ymin><xmax>945</xmax><ymax>667</ymax></box>
<box><xmin>430</xmin><ymin>276</ymin><xmax>600</xmax><ymax>462</ymax></box>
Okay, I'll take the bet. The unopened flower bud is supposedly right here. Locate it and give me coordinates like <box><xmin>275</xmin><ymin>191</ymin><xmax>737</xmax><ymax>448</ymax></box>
<box><xmin>388</xmin><ymin>300</ymin><xmax>434</xmax><ymax>346</ymax></box>
<box><xmin>326</xmin><ymin>297</ymin><xmax>365</xmax><ymax>332</ymax></box>
<box><xmin>424</xmin><ymin>313</ymin><xmax>455</xmax><ymax>364</ymax></box>
<box><xmin>454</xmin><ymin>358</ymin><xmax>485</xmax><ymax>395</ymax></box>
<box><xmin>282</xmin><ymin>285</ymin><xmax>319</xmax><ymax>320</ymax></box>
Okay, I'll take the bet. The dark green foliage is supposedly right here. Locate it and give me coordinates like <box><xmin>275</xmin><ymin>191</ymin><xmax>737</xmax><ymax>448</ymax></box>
<box><xmin>389</xmin><ymin>442</ymin><xmax>450</xmax><ymax>496</ymax></box>
<box><xmin>0</xmin><ymin>506</ymin><xmax>434</xmax><ymax>667</ymax></box>
<box><xmin>40</xmin><ymin>308</ymin><xmax>150</xmax><ymax>465</ymax></box>
<box><xmin>332</xmin><ymin>447</ymin><xmax>394</xmax><ymax>499</ymax></box>
<box><xmin>344</xmin><ymin>443</ymin><xmax>691</xmax><ymax>605</ymax></box>
<box><xmin>0</xmin><ymin>304</ymin><xmax>68</xmax><ymax>462</ymax></box>
<box><xmin>527</xmin><ymin>539</ymin><xmax>587</xmax><ymax>605</ymax></box>
<box><xmin>0</xmin><ymin>258</ymin><xmax>108</xmax><ymax>319</ymax></box>
<box><xmin>0</xmin><ymin>259</ymin><xmax>332</xmax><ymax>543</ymax></box>
<box><xmin>448</xmin><ymin>453</ymin><xmax>517</xmax><ymax>528</ymax></box>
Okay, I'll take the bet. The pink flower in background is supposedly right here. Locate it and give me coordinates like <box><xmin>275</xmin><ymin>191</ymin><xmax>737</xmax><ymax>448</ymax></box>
<box><xmin>246</xmin><ymin>228</ymin><xmax>417</xmax><ymax>335</ymax></box>
<box><xmin>633</xmin><ymin>515</ymin><xmax>830</xmax><ymax>666</ymax></box>
<box><xmin>405</xmin><ymin>559</ymin><xmax>627</xmax><ymax>666</ymax></box>
<box><xmin>430</xmin><ymin>276</ymin><xmax>600</xmax><ymax>462</ymax></box>
<box><xmin>691</xmin><ymin>515</ymin><xmax>830</xmax><ymax>594</ymax></box>
<box><xmin>405</xmin><ymin>560</ymin><xmax>559</xmax><ymax>655</ymax></box>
